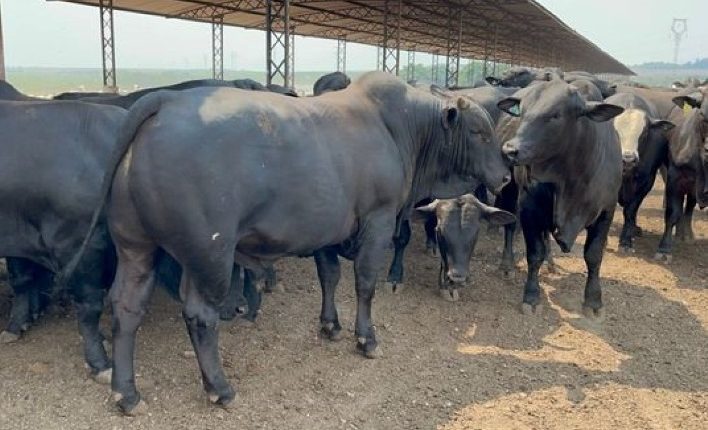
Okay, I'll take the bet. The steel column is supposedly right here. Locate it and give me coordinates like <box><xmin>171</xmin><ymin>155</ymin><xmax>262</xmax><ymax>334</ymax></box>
<box><xmin>337</xmin><ymin>38</ymin><xmax>347</xmax><ymax>73</ymax></box>
<box><xmin>99</xmin><ymin>0</ymin><xmax>117</xmax><ymax>92</ymax></box>
<box><xmin>289</xmin><ymin>28</ymin><xmax>295</xmax><ymax>88</ymax></box>
<box><xmin>382</xmin><ymin>0</ymin><xmax>401</xmax><ymax>75</ymax></box>
<box><xmin>211</xmin><ymin>16</ymin><xmax>224</xmax><ymax>80</ymax></box>
<box><xmin>466</xmin><ymin>59</ymin><xmax>475</xmax><ymax>85</ymax></box>
<box><xmin>491</xmin><ymin>25</ymin><xmax>498</xmax><ymax>76</ymax></box>
<box><xmin>431</xmin><ymin>53</ymin><xmax>440</xmax><ymax>85</ymax></box>
<box><xmin>266</xmin><ymin>0</ymin><xmax>290</xmax><ymax>87</ymax></box>
<box><xmin>445</xmin><ymin>4</ymin><xmax>462</xmax><ymax>88</ymax></box>
<box><xmin>406</xmin><ymin>50</ymin><xmax>415</xmax><ymax>82</ymax></box>
<box><xmin>0</xmin><ymin>2</ymin><xmax>4</xmax><ymax>81</ymax></box>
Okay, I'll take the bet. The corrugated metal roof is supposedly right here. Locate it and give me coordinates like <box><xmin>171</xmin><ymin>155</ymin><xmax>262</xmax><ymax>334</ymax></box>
<box><xmin>50</xmin><ymin>0</ymin><xmax>635</xmax><ymax>75</ymax></box>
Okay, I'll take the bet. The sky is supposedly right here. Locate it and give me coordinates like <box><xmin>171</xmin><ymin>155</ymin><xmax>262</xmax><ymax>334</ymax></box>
<box><xmin>1</xmin><ymin>0</ymin><xmax>706</xmax><ymax>71</ymax></box>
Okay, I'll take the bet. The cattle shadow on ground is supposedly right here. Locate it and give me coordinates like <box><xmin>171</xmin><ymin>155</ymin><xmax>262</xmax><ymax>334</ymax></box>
<box><xmin>438</xmin><ymin>271</ymin><xmax>707</xmax><ymax>427</ymax></box>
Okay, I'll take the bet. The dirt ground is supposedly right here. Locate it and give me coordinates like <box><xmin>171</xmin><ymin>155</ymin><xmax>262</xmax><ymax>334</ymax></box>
<box><xmin>1</xmin><ymin>181</ymin><xmax>706</xmax><ymax>430</ymax></box>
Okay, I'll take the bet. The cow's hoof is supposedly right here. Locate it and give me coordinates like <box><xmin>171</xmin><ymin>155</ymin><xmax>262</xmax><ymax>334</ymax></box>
<box><xmin>356</xmin><ymin>337</ymin><xmax>380</xmax><ymax>359</ymax></box>
<box><xmin>208</xmin><ymin>392</ymin><xmax>236</xmax><ymax>409</ymax></box>
<box><xmin>440</xmin><ymin>288</ymin><xmax>459</xmax><ymax>302</ymax></box>
<box><xmin>94</xmin><ymin>368</ymin><xmax>112</xmax><ymax>385</ymax></box>
<box><xmin>618</xmin><ymin>246</ymin><xmax>635</xmax><ymax>255</ymax></box>
<box><xmin>114</xmin><ymin>393</ymin><xmax>147</xmax><ymax>416</ymax></box>
<box><xmin>521</xmin><ymin>302</ymin><xmax>542</xmax><ymax>316</ymax></box>
<box><xmin>582</xmin><ymin>305</ymin><xmax>605</xmax><ymax>321</ymax></box>
<box><xmin>653</xmin><ymin>252</ymin><xmax>672</xmax><ymax>263</ymax></box>
<box><xmin>0</xmin><ymin>331</ymin><xmax>20</xmax><ymax>344</ymax></box>
<box><xmin>633</xmin><ymin>226</ymin><xmax>643</xmax><ymax>237</ymax></box>
<box><xmin>392</xmin><ymin>283</ymin><xmax>404</xmax><ymax>294</ymax></box>
<box><xmin>320</xmin><ymin>322</ymin><xmax>343</xmax><ymax>341</ymax></box>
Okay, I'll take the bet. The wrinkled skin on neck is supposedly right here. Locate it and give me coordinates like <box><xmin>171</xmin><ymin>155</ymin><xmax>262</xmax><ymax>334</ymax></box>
<box><xmin>501</xmin><ymin>81</ymin><xmax>622</xmax><ymax>251</ymax></box>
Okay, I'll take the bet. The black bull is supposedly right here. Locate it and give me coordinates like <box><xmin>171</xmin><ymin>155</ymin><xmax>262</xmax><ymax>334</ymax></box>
<box><xmin>64</xmin><ymin>72</ymin><xmax>511</xmax><ymax>414</ymax></box>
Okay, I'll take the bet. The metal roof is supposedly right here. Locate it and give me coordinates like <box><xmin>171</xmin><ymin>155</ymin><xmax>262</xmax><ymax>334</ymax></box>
<box><xmin>52</xmin><ymin>0</ymin><xmax>635</xmax><ymax>75</ymax></box>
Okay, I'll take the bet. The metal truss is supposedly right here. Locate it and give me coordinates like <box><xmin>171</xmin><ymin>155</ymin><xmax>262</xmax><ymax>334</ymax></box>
<box><xmin>266</xmin><ymin>0</ymin><xmax>290</xmax><ymax>87</ymax></box>
<box><xmin>445</xmin><ymin>4</ymin><xmax>463</xmax><ymax>88</ymax></box>
<box><xmin>377</xmin><ymin>46</ymin><xmax>382</xmax><ymax>71</ymax></box>
<box><xmin>382</xmin><ymin>0</ymin><xmax>401</xmax><ymax>75</ymax></box>
<box><xmin>337</xmin><ymin>38</ymin><xmax>347</xmax><ymax>73</ymax></box>
<box><xmin>99</xmin><ymin>0</ymin><xmax>116</xmax><ymax>91</ymax></box>
<box><xmin>406</xmin><ymin>49</ymin><xmax>415</xmax><ymax>82</ymax></box>
<box><xmin>431</xmin><ymin>53</ymin><xmax>440</xmax><ymax>85</ymax></box>
<box><xmin>288</xmin><ymin>28</ymin><xmax>295</xmax><ymax>88</ymax></box>
<box><xmin>212</xmin><ymin>16</ymin><xmax>224</xmax><ymax>80</ymax></box>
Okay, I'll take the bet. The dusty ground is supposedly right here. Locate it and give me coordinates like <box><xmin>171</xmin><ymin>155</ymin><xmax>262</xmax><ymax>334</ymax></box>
<box><xmin>0</xmin><ymin>181</ymin><xmax>706</xmax><ymax>430</ymax></box>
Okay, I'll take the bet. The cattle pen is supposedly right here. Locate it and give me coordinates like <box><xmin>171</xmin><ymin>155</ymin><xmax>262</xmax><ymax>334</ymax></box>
<box><xmin>1</xmin><ymin>1</ymin><xmax>707</xmax><ymax>430</ymax></box>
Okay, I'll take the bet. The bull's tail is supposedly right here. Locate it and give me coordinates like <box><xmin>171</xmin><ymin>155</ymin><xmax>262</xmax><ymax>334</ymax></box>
<box><xmin>56</xmin><ymin>91</ymin><xmax>167</xmax><ymax>286</ymax></box>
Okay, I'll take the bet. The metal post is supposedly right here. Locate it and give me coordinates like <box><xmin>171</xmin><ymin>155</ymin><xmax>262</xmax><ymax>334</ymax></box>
<box><xmin>482</xmin><ymin>37</ymin><xmax>488</xmax><ymax>78</ymax></box>
<box><xmin>337</xmin><ymin>38</ymin><xmax>347</xmax><ymax>73</ymax></box>
<box><xmin>99</xmin><ymin>0</ymin><xmax>117</xmax><ymax>92</ymax></box>
<box><xmin>432</xmin><ymin>53</ymin><xmax>440</xmax><ymax>84</ymax></box>
<box><xmin>0</xmin><ymin>2</ymin><xmax>5</xmax><ymax>81</ymax></box>
<box><xmin>266</xmin><ymin>0</ymin><xmax>290</xmax><ymax>87</ymax></box>
<box><xmin>406</xmin><ymin>50</ymin><xmax>415</xmax><ymax>82</ymax></box>
<box><xmin>211</xmin><ymin>16</ymin><xmax>224</xmax><ymax>80</ymax></box>
<box><xmin>382</xmin><ymin>0</ymin><xmax>401</xmax><ymax>75</ymax></box>
<box><xmin>289</xmin><ymin>27</ymin><xmax>295</xmax><ymax>88</ymax></box>
<box><xmin>466</xmin><ymin>59</ymin><xmax>474</xmax><ymax>85</ymax></box>
<box><xmin>491</xmin><ymin>25</ymin><xmax>498</xmax><ymax>76</ymax></box>
<box><xmin>377</xmin><ymin>46</ymin><xmax>382</xmax><ymax>71</ymax></box>
<box><xmin>445</xmin><ymin>5</ymin><xmax>462</xmax><ymax>88</ymax></box>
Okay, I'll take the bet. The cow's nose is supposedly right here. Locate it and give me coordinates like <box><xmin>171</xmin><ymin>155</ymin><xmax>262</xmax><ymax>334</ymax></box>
<box><xmin>447</xmin><ymin>269</ymin><xmax>467</xmax><ymax>283</ymax></box>
<box><xmin>502</xmin><ymin>142</ymin><xmax>519</xmax><ymax>163</ymax></box>
<box><xmin>622</xmin><ymin>151</ymin><xmax>639</xmax><ymax>165</ymax></box>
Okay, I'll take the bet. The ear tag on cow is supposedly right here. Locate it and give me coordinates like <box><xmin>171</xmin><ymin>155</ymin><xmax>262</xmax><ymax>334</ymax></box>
<box><xmin>683</xmin><ymin>102</ymin><xmax>692</xmax><ymax>115</ymax></box>
<box><xmin>509</xmin><ymin>104</ymin><xmax>521</xmax><ymax>116</ymax></box>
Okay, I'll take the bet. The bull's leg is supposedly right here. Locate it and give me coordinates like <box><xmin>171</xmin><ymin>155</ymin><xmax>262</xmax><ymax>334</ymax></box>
<box><xmin>314</xmin><ymin>247</ymin><xmax>342</xmax><ymax>340</ymax></box>
<box><xmin>70</xmin><ymin>253</ymin><xmax>112</xmax><ymax>383</ymax></box>
<box><xmin>181</xmin><ymin>267</ymin><xmax>235</xmax><ymax>409</ymax></box>
<box><xmin>619</xmin><ymin>199</ymin><xmax>641</xmax><ymax>252</ymax></box>
<box><xmin>110</xmin><ymin>246</ymin><xmax>157</xmax><ymax>415</ymax></box>
<box><xmin>677</xmin><ymin>193</ymin><xmax>696</xmax><ymax>242</ymax></box>
<box><xmin>219</xmin><ymin>265</ymin><xmax>244</xmax><ymax>321</ymax></box>
<box><xmin>1</xmin><ymin>258</ymin><xmax>53</xmax><ymax>343</ymax></box>
<box><xmin>582</xmin><ymin>209</ymin><xmax>614</xmax><ymax>319</ymax></box>
<box><xmin>656</xmin><ymin>166</ymin><xmax>684</xmax><ymax>262</ymax></box>
<box><xmin>424</xmin><ymin>214</ymin><xmax>437</xmax><ymax>255</ymax></box>
<box><xmin>263</xmin><ymin>265</ymin><xmax>282</xmax><ymax>293</ymax></box>
<box><xmin>497</xmin><ymin>179</ymin><xmax>519</xmax><ymax>277</ymax></box>
<box><xmin>355</xmin><ymin>212</ymin><xmax>395</xmax><ymax>358</ymax></box>
<box><xmin>543</xmin><ymin>231</ymin><xmax>557</xmax><ymax>273</ymax></box>
<box><xmin>385</xmin><ymin>219</ymin><xmax>410</xmax><ymax>292</ymax></box>
<box><xmin>519</xmin><ymin>185</ymin><xmax>552</xmax><ymax>314</ymax></box>
<box><xmin>242</xmin><ymin>269</ymin><xmax>262</xmax><ymax>322</ymax></box>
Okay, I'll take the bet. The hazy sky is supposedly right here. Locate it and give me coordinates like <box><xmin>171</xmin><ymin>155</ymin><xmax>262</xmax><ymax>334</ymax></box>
<box><xmin>1</xmin><ymin>0</ymin><xmax>706</xmax><ymax>70</ymax></box>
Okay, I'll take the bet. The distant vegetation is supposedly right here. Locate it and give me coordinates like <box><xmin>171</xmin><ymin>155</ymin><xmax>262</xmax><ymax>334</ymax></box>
<box><xmin>631</xmin><ymin>58</ymin><xmax>708</xmax><ymax>70</ymax></box>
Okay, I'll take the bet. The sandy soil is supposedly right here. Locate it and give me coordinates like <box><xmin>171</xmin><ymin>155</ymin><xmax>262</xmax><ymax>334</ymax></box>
<box><xmin>0</xmin><ymin>181</ymin><xmax>706</xmax><ymax>430</ymax></box>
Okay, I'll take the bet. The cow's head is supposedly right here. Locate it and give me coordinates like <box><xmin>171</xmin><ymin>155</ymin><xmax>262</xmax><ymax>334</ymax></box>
<box><xmin>672</xmin><ymin>91</ymin><xmax>708</xmax><ymax>207</ymax></box>
<box><xmin>486</xmin><ymin>67</ymin><xmax>537</xmax><ymax>88</ymax></box>
<box><xmin>430</xmin><ymin>94</ymin><xmax>511</xmax><ymax>198</ymax></box>
<box><xmin>497</xmin><ymin>81</ymin><xmax>624</xmax><ymax>166</ymax></box>
<box><xmin>417</xmin><ymin>195</ymin><xmax>515</xmax><ymax>299</ymax></box>
<box><xmin>612</xmin><ymin>108</ymin><xmax>674</xmax><ymax>175</ymax></box>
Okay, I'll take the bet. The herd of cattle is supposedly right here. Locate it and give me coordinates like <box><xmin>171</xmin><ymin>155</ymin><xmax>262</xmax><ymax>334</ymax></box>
<box><xmin>0</xmin><ymin>66</ymin><xmax>706</xmax><ymax>415</ymax></box>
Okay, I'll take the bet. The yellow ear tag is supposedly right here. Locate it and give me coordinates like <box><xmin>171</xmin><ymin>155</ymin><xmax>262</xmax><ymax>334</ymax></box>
<box><xmin>683</xmin><ymin>102</ymin><xmax>692</xmax><ymax>115</ymax></box>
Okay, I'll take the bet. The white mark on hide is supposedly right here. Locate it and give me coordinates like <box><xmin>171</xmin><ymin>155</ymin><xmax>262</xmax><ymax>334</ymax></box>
<box><xmin>212</xmin><ymin>232</ymin><xmax>220</xmax><ymax>241</ymax></box>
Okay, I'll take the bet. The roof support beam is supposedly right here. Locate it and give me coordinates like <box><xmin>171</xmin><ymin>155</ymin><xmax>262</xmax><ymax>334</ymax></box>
<box><xmin>211</xmin><ymin>16</ymin><xmax>224</xmax><ymax>80</ymax></box>
<box><xmin>0</xmin><ymin>2</ymin><xmax>5</xmax><ymax>81</ymax></box>
<box><xmin>406</xmin><ymin>50</ymin><xmax>415</xmax><ymax>82</ymax></box>
<box><xmin>99</xmin><ymin>0</ymin><xmax>117</xmax><ymax>92</ymax></box>
<box><xmin>431</xmin><ymin>53</ymin><xmax>440</xmax><ymax>85</ymax></box>
<box><xmin>445</xmin><ymin>3</ymin><xmax>463</xmax><ymax>88</ymax></box>
<box><xmin>337</xmin><ymin>38</ymin><xmax>347</xmax><ymax>74</ymax></box>
<box><xmin>265</xmin><ymin>0</ymin><xmax>290</xmax><ymax>87</ymax></box>
<box><xmin>382</xmin><ymin>0</ymin><xmax>401</xmax><ymax>76</ymax></box>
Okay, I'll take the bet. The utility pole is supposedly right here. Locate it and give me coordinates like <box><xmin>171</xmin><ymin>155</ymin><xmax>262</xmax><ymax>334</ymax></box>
<box><xmin>671</xmin><ymin>18</ymin><xmax>687</xmax><ymax>64</ymax></box>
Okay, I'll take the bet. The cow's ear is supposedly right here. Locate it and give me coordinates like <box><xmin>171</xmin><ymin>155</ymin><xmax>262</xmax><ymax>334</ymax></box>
<box><xmin>486</xmin><ymin>76</ymin><xmax>501</xmax><ymax>86</ymax></box>
<box><xmin>650</xmin><ymin>119</ymin><xmax>675</xmax><ymax>132</ymax></box>
<box><xmin>416</xmin><ymin>200</ymin><xmax>440</xmax><ymax>214</ymax></box>
<box><xmin>442</xmin><ymin>106</ymin><xmax>459</xmax><ymax>129</ymax></box>
<box><xmin>481</xmin><ymin>205</ymin><xmax>517</xmax><ymax>226</ymax></box>
<box><xmin>583</xmin><ymin>102</ymin><xmax>624</xmax><ymax>122</ymax></box>
<box><xmin>498</xmin><ymin>97</ymin><xmax>521</xmax><ymax>117</ymax></box>
<box><xmin>672</xmin><ymin>95</ymin><xmax>701</xmax><ymax>109</ymax></box>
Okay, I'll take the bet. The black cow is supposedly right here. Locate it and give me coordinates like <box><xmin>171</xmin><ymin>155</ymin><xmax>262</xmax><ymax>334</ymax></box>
<box><xmin>563</xmin><ymin>71</ymin><xmax>616</xmax><ymax>98</ymax></box>
<box><xmin>65</xmin><ymin>72</ymin><xmax>511</xmax><ymax>414</ymax></box>
<box><xmin>486</xmin><ymin>67</ymin><xmax>561</xmax><ymax>88</ymax></box>
<box><xmin>53</xmin><ymin>78</ymin><xmax>271</xmax><ymax>108</ymax></box>
<box><xmin>605</xmin><ymin>93</ymin><xmax>675</xmax><ymax>253</ymax></box>
<box><xmin>497</xmin><ymin>80</ymin><xmax>623</xmax><ymax>317</ymax></box>
<box><xmin>313</xmin><ymin>71</ymin><xmax>351</xmax><ymax>96</ymax></box>
<box><xmin>416</xmin><ymin>195</ymin><xmax>515</xmax><ymax>301</ymax></box>
<box><xmin>0</xmin><ymin>80</ymin><xmax>40</xmax><ymax>101</ymax></box>
<box><xmin>655</xmin><ymin>90</ymin><xmax>708</xmax><ymax>262</ymax></box>
<box><xmin>569</xmin><ymin>79</ymin><xmax>603</xmax><ymax>102</ymax></box>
